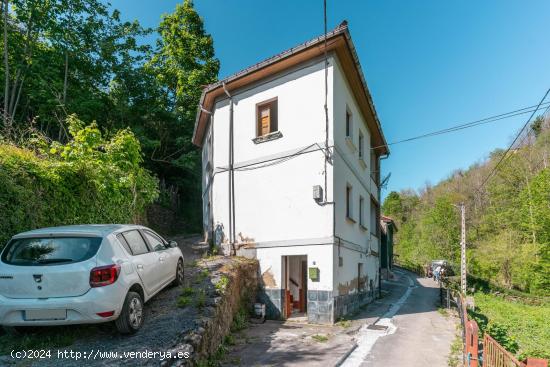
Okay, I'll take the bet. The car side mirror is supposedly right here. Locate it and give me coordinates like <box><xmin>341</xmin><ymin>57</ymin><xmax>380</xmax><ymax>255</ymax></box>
<box><xmin>168</xmin><ymin>240</ymin><xmax>178</xmax><ymax>248</ymax></box>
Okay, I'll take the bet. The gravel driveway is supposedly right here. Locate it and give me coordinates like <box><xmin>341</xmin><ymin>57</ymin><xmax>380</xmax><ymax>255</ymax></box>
<box><xmin>1</xmin><ymin>235</ymin><xmax>204</xmax><ymax>367</ymax></box>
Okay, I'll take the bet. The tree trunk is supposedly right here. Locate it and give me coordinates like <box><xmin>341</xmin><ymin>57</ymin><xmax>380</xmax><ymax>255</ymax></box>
<box><xmin>63</xmin><ymin>50</ymin><xmax>68</xmax><ymax>105</ymax></box>
<box><xmin>3</xmin><ymin>0</ymin><xmax>9</xmax><ymax>127</ymax></box>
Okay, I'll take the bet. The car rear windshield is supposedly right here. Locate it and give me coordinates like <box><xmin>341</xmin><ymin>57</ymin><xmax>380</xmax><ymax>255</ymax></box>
<box><xmin>1</xmin><ymin>237</ymin><xmax>102</xmax><ymax>266</ymax></box>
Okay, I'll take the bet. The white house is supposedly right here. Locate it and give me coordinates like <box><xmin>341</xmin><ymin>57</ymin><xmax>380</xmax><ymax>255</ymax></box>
<box><xmin>193</xmin><ymin>21</ymin><xmax>389</xmax><ymax>324</ymax></box>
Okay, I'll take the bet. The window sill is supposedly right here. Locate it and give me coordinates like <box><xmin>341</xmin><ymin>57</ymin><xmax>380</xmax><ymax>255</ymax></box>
<box><xmin>345</xmin><ymin>136</ymin><xmax>357</xmax><ymax>152</ymax></box>
<box><xmin>358</xmin><ymin>157</ymin><xmax>367</xmax><ymax>169</ymax></box>
<box><xmin>252</xmin><ymin>131</ymin><xmax>283</xmax><ymax>144</ymax></box>
<box><xmin>346</xmin><ymin>216</ymin><xmax>356</xmax><ymax>224</ymax></box>
<box><xmin>359</xmin><ymin>224</ymin><xmax>368</xmax><ymax>231</ymax></box>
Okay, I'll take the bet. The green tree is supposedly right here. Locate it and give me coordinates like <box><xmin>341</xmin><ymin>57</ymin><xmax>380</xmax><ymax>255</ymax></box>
<box><xmin>142</xmin><ymin>0</ymin><xmax>219</xmax><ymax>230</ymax></box>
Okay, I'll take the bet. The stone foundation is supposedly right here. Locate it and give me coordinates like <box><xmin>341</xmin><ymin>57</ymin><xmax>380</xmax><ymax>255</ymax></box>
<box><xmin>259</xmin><ymin>287</ymin><xmax>379</xmax><ymax>324</ymax></box>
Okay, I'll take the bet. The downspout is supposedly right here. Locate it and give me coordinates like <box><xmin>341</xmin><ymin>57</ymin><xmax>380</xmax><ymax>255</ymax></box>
<box><xmin>378</xmin><ymin>152</ymin><xmax>390</xmax><ymax>298</ymax></box>
<box><xmin>223</xmin><ymin>82</ymin><xmax>236</xmax><ymax>255</ymax></box>
<box><xmin>200</xmin><ymin>104</ymin><xmax>214</xmax><ymax>247</ymax></box>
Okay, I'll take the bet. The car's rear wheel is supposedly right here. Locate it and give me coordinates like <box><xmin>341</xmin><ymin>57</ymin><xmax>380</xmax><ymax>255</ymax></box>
<box><xmin>173</xmin><ymin>259</ymin><xmax>184</xmax><ymax>286</ymax></box>
<box><xmin>115</xmin><ymin>291</ymin><xmax>143</xmax><ymax>334</ymax></box>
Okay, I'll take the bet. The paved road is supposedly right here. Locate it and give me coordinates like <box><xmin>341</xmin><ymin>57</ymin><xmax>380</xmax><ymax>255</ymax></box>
<box><xmin>342</xmin><ymin>270</ymin><xmax>458</xmax><ymax>367</ymax></box>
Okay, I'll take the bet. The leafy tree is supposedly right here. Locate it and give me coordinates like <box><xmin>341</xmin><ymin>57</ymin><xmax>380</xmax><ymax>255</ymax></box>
<box><xmin>141</xmin><ymin>0</ymin><xmax>219</xmax><ymax>230</ymax></box>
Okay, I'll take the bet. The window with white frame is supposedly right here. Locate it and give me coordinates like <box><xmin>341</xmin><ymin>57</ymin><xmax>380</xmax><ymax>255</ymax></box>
<box><xmin>345</xmin><ymin>107</ymin><xmax>353</xmax><ymax>139</ymax></box>
<box><xmin>346</xmin><ymin>184</ymin><xmax>353</xmax><ymax>221</ymax></box>
<box><xmin>358</xmin><ymin>130</ymin><xmax>364</xmax><ymax>159</ymax></box>
<box><xmin>359</xmin><ymin>195</ymin><xmax>365</xmax><ymax>227</ymax></box>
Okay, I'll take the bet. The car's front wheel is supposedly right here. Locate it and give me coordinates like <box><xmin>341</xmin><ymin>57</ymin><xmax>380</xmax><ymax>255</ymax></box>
<box><xmin>115</xmin><ymin>291</ymin><xmax>143</xmax><ymax>334</ymax></box>
<box><xmin>172</xmin><ymin>259</ymin><xmax>184</xmax><ymax>286</ymax></box>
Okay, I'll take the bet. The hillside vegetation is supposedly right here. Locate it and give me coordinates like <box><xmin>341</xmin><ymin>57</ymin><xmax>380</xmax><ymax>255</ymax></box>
<box><xmin>383</xmin><ymin>115</ymin><xmax>550</xmax><ymax>296</ymax></box>
<box><xmin>1</xmin><ymin>0</ymin><xmax>218</xmax><ymax>231</ymax></box>
<box><xmin>0</xmin><ymin>115</ymin><xmax>158</xmax><ymax>247</ymax></box>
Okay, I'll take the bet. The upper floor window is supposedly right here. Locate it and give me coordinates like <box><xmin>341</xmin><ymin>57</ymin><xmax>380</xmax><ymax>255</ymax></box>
<box><xmin>346</xmin><ymin>184</ymin><xmax>354</xmax><ymax>221</ymax></box>
<box><xmin>358</xmin><ymin>131</ymin><xmax>364</xmax><ymax>159</ymax></box>
<box><xmin>359</xmin><ymin>195</ymin><xmax>365</xmax><ymax>228</ymax></box>
<box><xmin>345</xmin><ymin>107</ymin><xmax>353</xmax><ymax>139</ymax></box>
<box><xmin>257</xmin><ymin>99</ymin><xmax>278</xmax><ymax>137</ymax></box>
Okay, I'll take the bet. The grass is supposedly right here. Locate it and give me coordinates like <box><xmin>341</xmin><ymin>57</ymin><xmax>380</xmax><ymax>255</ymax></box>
<box><xmin>215</xmin><ymin>275</ymin><xmax>229</xmax><ymax>294</ymax></box>
<box><xmin>437</xmin><ymin>307</ymin><xmax>449</xmax><ymax>317</ymax></box>
<box><xmin>336</xmin><ymin>319</ymin><xmax>352</xmax><ymax>328</ymax></box>
<box><xmin>311</xmin><ymin>334</ymin><xmax>329</xmax><ymax>342</ymax></box>
<box><xmin>231</xmin><ymin>307</ymin><xmax>249</xmax><ymax>332</ymax></box>
<box><xmin>197</xmin><ymin>268</ymin><xmax>210</xmax><ymax>283</ymax></box>
<box><xmin>177</xmin><ymin>295</ymin><xmax>192</xmax><ymax>308</ymax></box>
<box><xmin>447</xmin><ymin>330</ymin><xmax>463</xmax><ymax>367</ymax></box>
<box><xmin>195</xmin><ymin>289</ymin><xmax>207</xmax><ymax>309</ymax></box>
<box><xmin>471</xmin><ymin>292</ymin><xmax>550</xmax><ymax>360</ymax></box>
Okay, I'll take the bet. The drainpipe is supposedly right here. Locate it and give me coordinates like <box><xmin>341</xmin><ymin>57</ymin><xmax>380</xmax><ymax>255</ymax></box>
<box><xmin>223</xmin><ymin>82</ymin><xmax>236</xmax><ymax>255</ymax></box>
<box><xmin>200</xmin><ymin>104</ymin><xmax>214</xmax><ymax>247</ymax></box>
<box><xmin>378</xmin><ymin>152</ymin><xmax>390</xmax><ymax>298</ymax></box>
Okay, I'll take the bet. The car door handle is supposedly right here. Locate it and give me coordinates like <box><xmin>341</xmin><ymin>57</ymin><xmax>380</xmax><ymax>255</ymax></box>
<box><xmin>137</xmin><ymin>264</ymin><xmax>144</xmax><ymax>270</ymax></box>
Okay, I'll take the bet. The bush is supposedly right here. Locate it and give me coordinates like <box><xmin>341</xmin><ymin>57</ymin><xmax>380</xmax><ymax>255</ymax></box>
<box><xmin>0</xmin><ymin>115</ymin><xmax>158</xmax><ymax>248</ymax></box>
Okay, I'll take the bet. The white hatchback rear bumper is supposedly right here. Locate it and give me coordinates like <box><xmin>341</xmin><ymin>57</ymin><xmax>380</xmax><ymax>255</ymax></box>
<box><xmin>0</xmin><ymin>282</ymin><xmax>127</xmax><ymax>326</ymax></box>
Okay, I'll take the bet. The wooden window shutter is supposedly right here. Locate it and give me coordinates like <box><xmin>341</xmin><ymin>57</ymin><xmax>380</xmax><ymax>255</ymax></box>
<box><xmin>260</xmin><ymin>106</ymin><xmax>271</xmax><ymax>136</ymax></box>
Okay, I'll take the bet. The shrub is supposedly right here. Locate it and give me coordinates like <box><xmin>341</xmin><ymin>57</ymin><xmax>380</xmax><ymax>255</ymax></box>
<box><xmin>0</xmin><ymin>115</ymin><xmax>158</xmax><ymax>248</ymax></box>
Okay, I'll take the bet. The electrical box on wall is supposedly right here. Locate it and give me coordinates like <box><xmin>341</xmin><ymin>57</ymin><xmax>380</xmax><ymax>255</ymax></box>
<box><xmin>313</xmin><ymin>185</ymin><xmax>323</xmax><ymax>202</ymax></box>
<box><xmin>309</xmin><ymin>267</ymin><xmax>320</xmax><ymax>282</ymax></box>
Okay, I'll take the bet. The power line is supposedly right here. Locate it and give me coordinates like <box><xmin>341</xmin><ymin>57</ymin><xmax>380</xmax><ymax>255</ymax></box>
<box><xmin>476</xmin><ymin>89</ymin><xmax>550</xmax><ymax>191</ymax></box>
<box><xmin>371</xmin><ymin>101</ymin><xmax>550</xmax><ymax>150</ymax></box>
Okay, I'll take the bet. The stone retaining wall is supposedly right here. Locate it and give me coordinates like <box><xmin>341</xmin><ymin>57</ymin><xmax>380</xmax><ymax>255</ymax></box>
<box><xmin>166</xmin><ymin>257</ymin><xmax>259</xmax><ymax>366</ymax></box>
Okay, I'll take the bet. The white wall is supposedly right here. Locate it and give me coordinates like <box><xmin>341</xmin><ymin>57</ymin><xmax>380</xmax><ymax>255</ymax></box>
<box><xmin>331</xmin><ymin>58</ymin><xmax>380</xmax><ymax>296</ymax></box>
<box><xmin>257</xmin><ymin>245</ymin><xmax>333</xmax><ymax>292</ymax></box>
<box><xmin>209</xmin><ymin>57</ymin><xmax>334</xmax><ymax>245</ymax></box>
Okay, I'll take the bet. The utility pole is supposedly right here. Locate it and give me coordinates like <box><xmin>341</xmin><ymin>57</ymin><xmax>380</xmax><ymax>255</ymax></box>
<box><xmin>460</xmin><ymin>203</ymin><xmax>466</xmax><ymax>295</ymax></box>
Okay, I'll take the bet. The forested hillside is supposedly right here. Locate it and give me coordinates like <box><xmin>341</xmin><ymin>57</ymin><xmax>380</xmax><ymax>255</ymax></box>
<box><xmin>0</xmin><ymin>0</ymin><xmax>218</xmax><ymax>233</ymax></box>
<box><xmin>383</xmin><ymin>115</ymin><xmax>550</xmax><ymax>295</ymax></box>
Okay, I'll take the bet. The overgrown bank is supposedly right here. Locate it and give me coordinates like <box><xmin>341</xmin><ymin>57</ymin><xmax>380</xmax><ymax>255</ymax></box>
<box><xmin>383</xmin><ymin>115</ymin><xmax>550</xmax><ymax>295</ymax></box>
<box><xmin>0</xmin><ymin>115</ymin><xmax>158</xmax><ymax>247</ymax></box>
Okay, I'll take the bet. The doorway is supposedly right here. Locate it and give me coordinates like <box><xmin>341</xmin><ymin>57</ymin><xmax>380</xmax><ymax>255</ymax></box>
<box><xmin>282</xmin><ymin>255</ymin><xmax>308</xmax><ymax>320</ymax></box>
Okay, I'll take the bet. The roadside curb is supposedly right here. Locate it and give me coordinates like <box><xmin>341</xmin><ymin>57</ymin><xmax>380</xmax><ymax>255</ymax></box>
<box><xmin>334</xmin><ymin>342</ymin><xmax>358</xmax><ymax>367</ymax></box>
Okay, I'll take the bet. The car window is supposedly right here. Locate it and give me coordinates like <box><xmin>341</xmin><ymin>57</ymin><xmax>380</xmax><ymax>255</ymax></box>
<box><xmin>1</xmin><ymin>237</ymin><xmax>102</xmax><ymax>266</ymax></box>
<box><xmin>122</xmin><ymin>230</ymin><xmax>149</xmax><ymax>255</ymax></box>
<box><xmin>143</xmin><ymin>231</ymin><xmax>166</xmax><ymax>252</ymax></box>
<box><xmin>116</xmin><ymin>234</ymin><xmax>133</xmax><ymax>255</ymax></box>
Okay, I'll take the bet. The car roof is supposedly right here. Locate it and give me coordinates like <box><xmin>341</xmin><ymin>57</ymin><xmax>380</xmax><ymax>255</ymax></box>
<box><xmin>11</xmin><ymin>224</ymin><xmax>146</xmax><ymax>239</ymax></box>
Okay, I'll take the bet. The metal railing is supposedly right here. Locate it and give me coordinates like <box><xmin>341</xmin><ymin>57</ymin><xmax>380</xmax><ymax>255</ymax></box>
<box><xmin>483</xmin><ymin>334</ymin><xmax>526</xmax><ymax>367</ymax></box>
<box><xmin>438</xmin><ymin>281</ymin><xmax>547</xmax><ymax>367</ymax></box>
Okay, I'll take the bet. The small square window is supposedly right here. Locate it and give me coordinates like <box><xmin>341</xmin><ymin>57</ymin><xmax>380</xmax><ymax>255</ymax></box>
<box><xmin>257</xmin><ymin>99</ymin><xmax>278</xmax><ymax>137</ymax></box>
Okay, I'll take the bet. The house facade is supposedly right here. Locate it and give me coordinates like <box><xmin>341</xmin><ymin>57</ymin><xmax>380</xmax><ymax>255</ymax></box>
<box><xmin>193</xmin><ymin>22</ymin><xmax>389</xmax><ymax>324</ymax></box>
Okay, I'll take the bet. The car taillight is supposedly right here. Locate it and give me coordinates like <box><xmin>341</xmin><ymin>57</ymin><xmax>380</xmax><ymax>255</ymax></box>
<box><xmin>90</xmin><ymin>264</ymin><xmax>121</xmax><ymax>287</ymax></box>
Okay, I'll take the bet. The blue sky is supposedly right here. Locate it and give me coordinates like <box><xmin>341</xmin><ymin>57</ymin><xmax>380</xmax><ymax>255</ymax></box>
<box><xmin>111</xmin><ymin>0</ymin><xmax>550</xmax><ymax>198</ymax></box>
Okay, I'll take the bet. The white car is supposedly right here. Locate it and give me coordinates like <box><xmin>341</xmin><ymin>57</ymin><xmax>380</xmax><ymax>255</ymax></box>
<box><xmin>0</xmin><ymin>224</ymin><xmax>184</xmax><ymax>334</ymax></box>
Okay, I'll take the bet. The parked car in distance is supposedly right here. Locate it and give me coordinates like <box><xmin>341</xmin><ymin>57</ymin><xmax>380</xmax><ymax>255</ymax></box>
<box><xmin>0</xmin><ymin>224</ymin><xmax>184</xmax><ymax>334</ymax></box>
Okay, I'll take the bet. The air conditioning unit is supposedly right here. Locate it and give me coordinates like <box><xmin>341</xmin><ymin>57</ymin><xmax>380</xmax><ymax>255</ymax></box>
<box><xmin>313</xmin><ymin>185</ymin><xmax>323</xmax><ymax>202</ymax></box>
